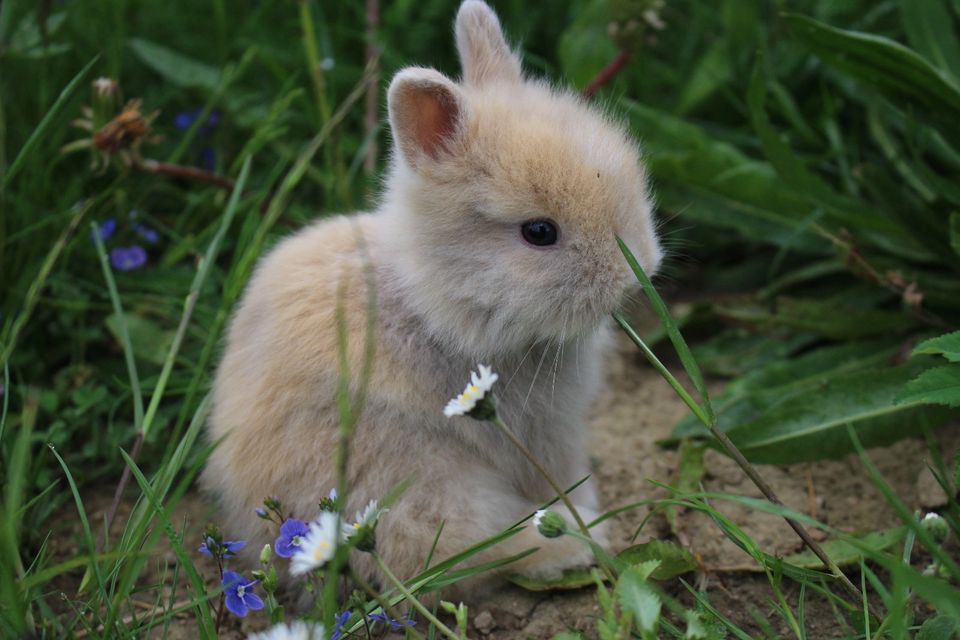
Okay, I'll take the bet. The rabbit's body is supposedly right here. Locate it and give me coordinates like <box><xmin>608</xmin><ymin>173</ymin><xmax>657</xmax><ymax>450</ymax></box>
<box><xmin>202</xmin><ymin>0</ymin><xmax>661</xmax><ymax>595</ymax></box>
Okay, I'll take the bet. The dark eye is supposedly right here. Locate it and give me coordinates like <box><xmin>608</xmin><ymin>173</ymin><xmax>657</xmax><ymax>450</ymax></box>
<box><xmin>520</xmin><ymin>219</ymin><xmax>559</xmax><ymax>247</ymax></box>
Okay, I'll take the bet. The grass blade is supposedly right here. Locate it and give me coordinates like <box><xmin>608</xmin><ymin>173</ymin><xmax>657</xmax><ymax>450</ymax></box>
<box><xmin>2</xmin><ymin>55</ymin><xmax>99</xmax><ymax>188</ymax></box>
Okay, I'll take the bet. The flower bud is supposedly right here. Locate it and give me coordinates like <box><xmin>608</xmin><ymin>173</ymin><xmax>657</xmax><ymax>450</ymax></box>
<box><xmin>532</xmin><ymin>509</ymin><xmax>567</xmax><ymax>538</ymax></box>
<box><xmin>921</xmin><ymin>512</ymin><xmax>949</xmax><ymax>545</ymax></box>
<box><xmin>255</xmin><ymin>507</ymin><xmax>270</xmax><ymax>520</ymax></box>
<box><xmin>260</xmin><ymin>544</ymin><xmax>273</xmax><ymax>565</ymax></box>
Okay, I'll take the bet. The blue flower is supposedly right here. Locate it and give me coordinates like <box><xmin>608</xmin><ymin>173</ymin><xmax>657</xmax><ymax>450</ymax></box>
<box><xmin>199</xmin><ymin>536</ymin><xmax>247</xmax><ymax>558</ymax></box>
<box><xmin>134</xmin><ymin>224</ymin><xmax>159</xmax><ymax>244</ymax></box>
<box><xmin>274</xmin><ymin>518</ymin><xmax>308</xmax><ymax>558</ymax></box>
<box><xmin>174</xmin><ymin>108</ymin><xmax>222</xmax><ymax>136</ymax></box>
<box><xmin>109</xmin><ymin>245</ymin><xmax>147</xmax><ymax>271</ymax></box>
<box><xmin>199</xmin><ymin>145</ymin><xmax>216</xmax><ymax>171</ymax></box>
<box><xmin>92</xmin><ymin>218</ymin><xmax>117</xmax><ymax>243</ymax></box>
<box><xmin>331</xmin><ymin>610</ymin><xmax>352</xmax><ymax>640</ymax></box>
<box><xmin>369</xmin><ymin>611</ymin><xmax>416</xmax><ymax>630</ymax></box>
<box><xmin>222</xmin><ymin>570</ymin><xmax>264</xmax><ymax>617</ymax></box>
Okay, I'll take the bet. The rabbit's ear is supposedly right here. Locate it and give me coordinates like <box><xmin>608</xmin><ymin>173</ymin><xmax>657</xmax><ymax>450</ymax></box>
<box><xmin>388</xmin><ymin>67</ymin><xmax>466</xmax><ymax>167</ymax></box>
<box><xmin>455</xmin><ymin>1</ymin><xmax>522</xmax><ymax>87</ymax></box>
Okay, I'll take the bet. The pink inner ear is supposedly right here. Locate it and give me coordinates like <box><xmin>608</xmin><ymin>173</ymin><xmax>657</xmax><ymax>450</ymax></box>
<box><xmin>411</xmin><ymin>87</ymin><xmax>459</xmax><ymax>160</ymax></box>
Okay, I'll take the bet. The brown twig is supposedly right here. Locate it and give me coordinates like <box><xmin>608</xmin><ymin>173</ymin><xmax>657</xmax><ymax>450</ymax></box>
<box><xmin>582</xmin><ymin>50</ymin><xmax>631</xmax><ymax>99</ymax></box>
<box><xmin>363</xmin><ymin>0</ymin><xmax>381</xmax><ymax>176</ymax></box>
<box><xmin>138</xmin><ymin>158</ymin><xmax>237</xmax><ymax>191</ymax></box>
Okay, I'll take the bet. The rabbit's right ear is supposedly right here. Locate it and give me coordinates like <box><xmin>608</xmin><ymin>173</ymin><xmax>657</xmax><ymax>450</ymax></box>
<box><xmin>456</xmin><ymin>0</ymin><xmax>522</xmax><ymax>86</ymax></box>
<box><xmin>388</xmin><ymin>67</ymin><xmax>466</xmax><ymax>168</ymax></box>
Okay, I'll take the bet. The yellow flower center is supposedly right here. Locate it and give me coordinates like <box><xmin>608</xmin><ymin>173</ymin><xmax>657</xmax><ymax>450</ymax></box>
<box><xmin>312</xmin><ymin>540</ymin><xmax>331</xmax><ymax>561</ymax></box>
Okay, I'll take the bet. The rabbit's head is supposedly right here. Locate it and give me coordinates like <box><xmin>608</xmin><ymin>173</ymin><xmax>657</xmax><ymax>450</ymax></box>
<box><xmin>378</xmin><ymin>0</ymin><xmax>661</xmax><ymax>358</ymax></box>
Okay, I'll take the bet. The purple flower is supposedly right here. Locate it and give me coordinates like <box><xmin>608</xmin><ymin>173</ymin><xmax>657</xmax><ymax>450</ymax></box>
<box><xmin>274</xmin><ymin>518</ymin><xmax>308</xmax><ymax>558</ymax></box>
<box><xmin>109</xmin><ymin>246</ymin><xmax>147</xmax><ymax>271</ymax></box>
<box><xmin>199</xmin><ymin>536</ymin><xmax>247</xmax><ymax>557</ymax></box>
<box><xmin>92</xmin><ymin>218</ymin><xmax>117</xmax><ymax>243</ymax></box>
<box><xmin>331</xmin><ymin>610</ymin><xmax>352</xmax><ymax>640</ymax></box>
<box><xmin>134</xmin><ymin>224</ymin><xmax>159</xmax><ymax>244</ymax></box>
<box><xmin>369</xmin><ymin>611</ymin><xmax>416</xmax><ymax>630</ymax></box>
<box><xmin>222</xmin><ymin>570</ymin><xmax>264</xmax><ymax>617</ymax></box>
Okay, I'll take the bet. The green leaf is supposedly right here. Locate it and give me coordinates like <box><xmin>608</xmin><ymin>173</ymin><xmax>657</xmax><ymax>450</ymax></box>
<box><xmin>671</xmin><ymin>338</ymin><xmax>902</xmax><ymax>440</ymax></box>
<box><xmin>128</xmin><ymin>38</ymin><xmax>220</xmax><ymax>89</ymax></box>
<box><xmin>747</xmin><ymin>55</ymin><xmax>907</xmax><ymax>237</ymax></box>
<box><xmin>899</xmin><ymin>0</ymin><xmax>960</xmax><ymax>80</ymax></box>
<box><xmin>506</xmin><ymin>568</ymin><xmax>594</xmax><ymax>592</ymax></box>
<box><xmin>676</xmin><ymin>41</ymin><xmax>732</xmax><ymax>115</ymax></box>
<box><xmin>780</xmin><ymin>527</ymin><xmax>906</xmax><ymax>570</ymax></box>
<box><xmin>105</xmin><ymin>313</ymin><xmax>175</xmax><ymax>367</ymax></box>
<box><xmin>897</xmin><ymin>365</ymin><xmax>960</xmax><ymax>407</ymax></box>
<box><xmin>557</xmin><ymin>0</ymin><xmax>618</xmax><ymax>88</ymax></box>
<box><xmin>725</xmin><ymin>361</ymin><xmax>951</xmax><ymax>464</ymax></box>
<box><xmin>784</xmin><ymin>14</ymin><xmax>960</xmax><ymax>135</ymax></box>
<box><xmin>916</xmin><ymin>615</ymin><xmax>959</xmax><ymax>640</ymax></box>
<box><xmin>951</xmin><ymin>212</ymin><xmax>960</xmax><ymax>255</ymax></box>
<box><xmin>617</xmin><ymin>566</ymin><xmax>661</xmax><ymax>634</ymax></box>
<box><xmin>715</xmin><ymin>297</ymin><xmax>917</xmax><ymax>340</ymax></box>
<box><xmin>617</xmin><ymin>541</ymin><xmax>697</xmax><ymax>580</ymax></box>
<box><xmin>913</xmin><ymin>331</ymin><xmax>960</xmax><ymax>362</ymax></box>
<box><xmin>507</xmin><ymin>542</ymin><xmax>691</xmax><ymax>592</ymax></box>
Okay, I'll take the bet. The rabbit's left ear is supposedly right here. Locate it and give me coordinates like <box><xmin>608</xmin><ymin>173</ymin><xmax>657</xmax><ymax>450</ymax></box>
<box><xmin>455</xmin><ymin>1</ymin><xmax>522</xmax><ymax>87</ymax></box>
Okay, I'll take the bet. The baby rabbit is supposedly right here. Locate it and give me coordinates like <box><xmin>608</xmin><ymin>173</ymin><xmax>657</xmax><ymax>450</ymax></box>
<box><xmin>202</xmin><ymin>0</ymin><xmax>661</xmax><ymax>597</ymax></box>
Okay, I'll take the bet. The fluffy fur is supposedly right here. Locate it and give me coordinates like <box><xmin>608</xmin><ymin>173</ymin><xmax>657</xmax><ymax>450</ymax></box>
<box><xmin>201</xmin><ymin>0</ymin><xmax>661</xmax><ymax>598</ymax></box>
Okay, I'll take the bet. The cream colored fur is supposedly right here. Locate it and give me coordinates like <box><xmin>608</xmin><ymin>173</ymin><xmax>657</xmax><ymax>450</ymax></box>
<box><xmin>202</xmin><ymin>0</ymin><xmax>661</xmax><ymax>599</ymax></box>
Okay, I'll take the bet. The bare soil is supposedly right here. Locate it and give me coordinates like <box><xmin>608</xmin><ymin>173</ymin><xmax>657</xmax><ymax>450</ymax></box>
<box><xmin>53</xmin><ymin>314</ymin><xmax>959</xmax><ymax>639</ymax></box>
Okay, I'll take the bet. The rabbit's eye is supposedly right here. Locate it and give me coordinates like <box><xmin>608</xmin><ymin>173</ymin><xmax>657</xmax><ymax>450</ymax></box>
<box><xmin>521</xmin><ymin>219</ymin><xmax>559</xmax><ymax>247</ymax></box>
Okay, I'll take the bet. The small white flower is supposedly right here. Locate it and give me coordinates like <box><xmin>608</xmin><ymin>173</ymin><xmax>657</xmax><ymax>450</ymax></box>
<box><xmin>247</xmin><ymin>620</ymin><xmax>326</xmax><ymax>640</ymax></box>
<box><xmin>290</xmin><ymin>512</ymin><xmax>340</xmax><ymax>576</ymax></box>
<box><xmin>444</xmin><ymin>364</ymin><xmax>499</xmax><ymax>417</ymax></box>
<box><xmin>343</xmin><ymin>500</ymin><xmax>389</xmax><ymax>541</ymax></box>
<box><xmin>533</xmin><ymin>509</ymin><xmax>546</xmax><ymax>528</ymax></box>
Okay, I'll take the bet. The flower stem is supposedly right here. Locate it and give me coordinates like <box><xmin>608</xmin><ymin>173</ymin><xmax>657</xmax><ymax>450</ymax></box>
<box><xmin>490</xmin><ymin>416</ymin><xmax>591</xmax><ymax>536</ymax></box>
<box><xmin>372</xmin><ymin>554</ymin><xmax>460</xmax><ymax>640</ymax></box>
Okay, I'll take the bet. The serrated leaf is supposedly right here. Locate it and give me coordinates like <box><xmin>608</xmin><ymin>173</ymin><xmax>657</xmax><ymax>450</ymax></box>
<box><xmin>914</xmin><ymin>331</ymin><xmax>960</xmax><ymax>362</ymax></box>
<box><xmin>725</xmin><ymin>361</ymin><xmax>950</xmax><ymax>464</ymax></box>
<box><xmin>617</xmin><ymin>567</ymin><xmax>661</xmax><ymax>634</ymax></box>
<box><xmin>897</xmin><ymin>365</ymin><xmax>960</xmax><ymax>407</ymax></box>
<box><xmin>617</xmin><ymin>541</ymin><xmax>697</xmax><ymax>580</ymax></box>
<box><xmin>128</xmin><ymin>38</ymin><xmax>220</xmax><ymax>89</ymax></box>
<box><xmin>916</xmin><ymin>614</ymin><xmax>959</xmax><ymax>640</ymax></box>
<box><xmin>683</xmin><ymin>611</ymin><xmax>709</xmax><ymax>640</ymax></box>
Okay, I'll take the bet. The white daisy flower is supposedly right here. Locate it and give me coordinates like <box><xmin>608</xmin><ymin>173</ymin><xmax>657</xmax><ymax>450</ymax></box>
<box><xmin>343</xmin><ymin>500</ymin><xmax>384</xmax><ymax>535</ymax></box>
<box><xmin>533</xmin><ymin>509</ymin><xmax>546</xmax><ymax>528</ymax></box>
<box><xmin>444</xmin><ymin>364</ymin><xmax>499</xmax><ymax>417</ymax></box>
<box><xmin>290</xmin><ymin>511</ymin><xmax>341</xmax><ymax>576</ymax></box>
<box><xmin>247</xmin><ymin>620</ymin><xmax>326</xmax><ymax>640</ymax></box>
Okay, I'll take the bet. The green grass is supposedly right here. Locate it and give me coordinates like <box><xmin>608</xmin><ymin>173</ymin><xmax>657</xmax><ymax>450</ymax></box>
<box><xmin>2</xmin><ymin>0</ymin><xmax>959</xmax><ymax>638</ymax></box>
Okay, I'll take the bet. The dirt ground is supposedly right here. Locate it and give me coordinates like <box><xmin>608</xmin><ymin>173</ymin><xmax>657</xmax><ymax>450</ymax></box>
<box><xmin>56</xmin><ymin>316</ymin><xmax>960</xmax><ymax>639</ymax></box>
